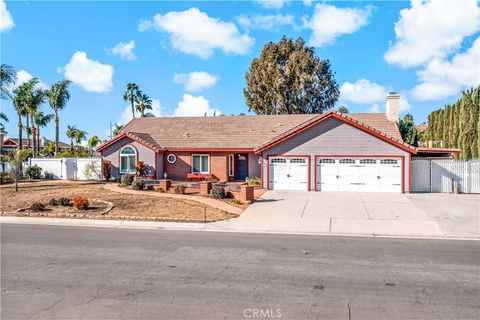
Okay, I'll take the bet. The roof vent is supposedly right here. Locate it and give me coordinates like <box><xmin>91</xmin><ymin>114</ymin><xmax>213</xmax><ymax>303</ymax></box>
<box><xmin>277</xmin><ymin>123</ymin><xmax>283</xmax><ymax>127</ymax></box>
<box><xmin>183</xmin><ymin>131</ymin><xmax>191</xmax><ymax>138</ymax></box>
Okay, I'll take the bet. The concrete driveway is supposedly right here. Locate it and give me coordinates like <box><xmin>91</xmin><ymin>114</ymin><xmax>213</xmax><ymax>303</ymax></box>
<box><xmin>212</xmin><ymin>191</ymin><xmax>479</xmax><ymax>238</ymax></box>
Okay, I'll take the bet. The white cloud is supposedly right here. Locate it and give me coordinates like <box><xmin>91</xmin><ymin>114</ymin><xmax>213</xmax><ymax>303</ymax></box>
<box><xmin>173</xmin><ymin>94</ymin><xmax>221</xmax><ymax>117</ymax></box>
<box><xmin>340</xmin><ymin>79</ymin><xmax>388</xmax><ymax>104</ymax></box>
<box><xmin>173</xmin><ymin>71</ymin><xmax>218</xmax><ymax>92</ymax></box>
<box><xmin>255</xmin><ymin>0</ymin><xmax>289</xmax><ymax>9</ymax></box>
<box><xmin>0</xmin><ymin>0</ymin><xmax>14</xmax><ymax>33</ymax></box>
<box><xmin>118</xmin><ymin>99</ymin><xmax>162</xmax><ymax>124</ymax></box>
<box><xmin>110</xmin><ymin>40</ymin><xmax>136</xmax><ymax>60</ymax></box>
<box><xmin>306</xmin><ymin>4</ymin><xmax>373</xmax><ymax>47</ymax></box>
<box><xmin>140</xmin><ymin>8</ymin><xmax>254</xmax><ymax>59</ymax></box>
<box><xmin>303</xmin><ymin>0</ymin><xmax>313</xmax><ymax>7</ymax></box>
<box><xmin>14</xmin><ymin>70</ymin><xmax>48</xmax><ymax>90</ymax></box>
<box><xmin>237</xmin><ymin>14</ymin><xmax>295</xmax><ymax>31</ymax></box>
<box><xmin>385</xmin><ymin>0</ymin><xmax>480</xmax><ymax>68</ymax></box>
<box><xmin>412</xmin><ymin>37</ymin><xmax>480</xmax><ymax>100</ymax></box>
<box><xmin>63</xmin><ymin>51</ymin><xmax>114</xmax><ymax>93</ymax></box>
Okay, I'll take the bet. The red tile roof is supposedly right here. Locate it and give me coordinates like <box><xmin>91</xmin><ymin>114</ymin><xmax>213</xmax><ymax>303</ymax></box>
<box><xmin>98</xmin><ymin>111</ymin><xmax>407</xmax><ymax>152</ymax></box>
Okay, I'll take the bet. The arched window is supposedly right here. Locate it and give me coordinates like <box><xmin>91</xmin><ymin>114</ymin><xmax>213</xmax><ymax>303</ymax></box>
<box><xmin>120</xmin><ymin>146</ymin><xmax>136</xmax><ymax>174</ymax></box>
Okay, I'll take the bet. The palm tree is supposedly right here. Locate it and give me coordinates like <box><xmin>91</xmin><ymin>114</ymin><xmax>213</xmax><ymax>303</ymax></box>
<box><xmin>0</xmin><ymin>64</ymin><xmax>16</xmax><ymax>100</ymax></box>
<box><xmin>46</xmin><ymin>80</ymin><xmax>71</xmax><ymax>155</ymax></box>
<box><xmin>23</xmin><ymin>79</ymin><xmax>45</xmax><ymax>157</ymax></box>
<box><xmin>135</xmin><ymin>93</ymin><xmax>153</xmax><ymax>117</ymax></box>
<box><xmin>123</xmin><ymin>83</ymin><xmax>140</xmax><ymax>119</ymax></box>
<box><xmin>34</xmin><ymin>111</ymin><xmax>54</xmax><ymax>152</ymax></box>
<box><xmin>74</xmin><ymin>129</ymin><xmax>87</xmax><ymax>146</ymax></box>
<box><xmin>66</xmin><ymin>125</ymin><xmax>77</xmax><ymax>151</ymax></box>
<box><xmin>12</xmin><ymin>83</ymin><xmax>30</xmax><ymax>151</ymax></box>
<box><xmin>87</xmin><ymin>135</ymin><xmax>101</xmax><ymax>149</ymax></box>
<box><xmin>112</xmin><ymin>123</ymin><xmax>123</xmax><ymax>136</ymax></box>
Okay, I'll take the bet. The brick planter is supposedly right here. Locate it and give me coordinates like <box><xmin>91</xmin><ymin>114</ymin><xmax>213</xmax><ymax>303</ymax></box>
<box><xmin>200</xmin><ymin>181</ymin><xmax>212</xmax><ymax>196</ymax></box>
<box><xmin>158</xmin><ymin>179</ymin><xmax>171</xmax><ymax>191</ymax></box>
<box><xmin>240</xmin><ymin>185</ymin><xmax>254</xmax><ymax>203</ymax></box>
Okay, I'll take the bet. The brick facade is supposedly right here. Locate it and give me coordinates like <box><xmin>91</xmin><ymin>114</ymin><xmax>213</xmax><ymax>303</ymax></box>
<box><xmin>164</xmin><ymin>152</ymin><xmax>229</xmax><ymax>182</ymax></box>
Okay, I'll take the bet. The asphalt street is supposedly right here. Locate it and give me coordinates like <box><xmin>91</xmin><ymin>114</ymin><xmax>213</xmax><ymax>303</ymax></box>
<box><xmin>1</xmin><ymin>224</ymin><xmax>479</xmax><ymax>320</ymax></box>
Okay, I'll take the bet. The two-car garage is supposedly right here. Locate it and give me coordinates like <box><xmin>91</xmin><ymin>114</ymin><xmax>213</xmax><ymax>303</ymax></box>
<box><xmin>268</xmin><ymin>156</ymin><xmax>403</xmax><ymax>193</ymax></box>
<box><xmin>260</xmin><ymin>113</ymin><xmax>414</xmax><ymax>194</ymax></box>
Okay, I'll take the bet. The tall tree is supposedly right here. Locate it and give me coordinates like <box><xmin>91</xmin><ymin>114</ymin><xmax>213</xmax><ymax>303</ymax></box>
<box><xmin>244</xmin><ymin>37</ymin><xmax>339</xmax><ymax>115</ymax></box>
<box><xmin>34</xmin><ymin>111</ymin><xmax>54</xmax><ymax>151</ymax></box>
<box><xmin>66</xmin><ymin>125</ymin><xmax>77</xmax><ymax>151</ymax></box>
<box><xmin>337</xmin><ymin>106</ymin><xmax>349</xmax><ymax>113</ymax></box>
<box><xmin>399</xmin><ymin>113</ymin><xmax>418</xmax><ymax>146</ymax></box>
<box><xmin>136</xmin><ymin>92</ymin><xmax>153</xmax><ymax>117</ymax></box>
<box><xmin>25</xmin><ymin>79</ymin><xmax>46</xmax><ymax>157</ymax></box>
<box><xmin>112</xmin><ymin>123</ymin><xmax>123</xmax><ymax>136</ymax></box>
<box><xmin>87</xmin><ymin>135</ymin><xmax>101</xmax><ymax>149</ymax></box>
<box><xmin>13</xmin><ymin>85</ymin><xmax>28</xmax><ymax>152</ymax></box>
<box><xmin>123</xmin><ymin>83</ymin><xmax>140</xmax><ymax>119</ymax></box>
<box><xmin>0</xmin><ymin>64</ymin><xmax>16</xmax><ymax>100</ymax></box>
<box><xmin>46</xmin><ymin>80</ymin><xmax>72</xmax><ymax>155</ymax></box>
<box><xmin>74</xmin><ymin>129</ymin><xmax>87</xmax><ymax>146</ymax></box>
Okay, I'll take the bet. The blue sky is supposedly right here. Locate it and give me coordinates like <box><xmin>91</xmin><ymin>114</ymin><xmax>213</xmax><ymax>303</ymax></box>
<box><xmin>1</xmin><ymin>0</ymin><xmax>479</xmax><ymax>142</ymax></box>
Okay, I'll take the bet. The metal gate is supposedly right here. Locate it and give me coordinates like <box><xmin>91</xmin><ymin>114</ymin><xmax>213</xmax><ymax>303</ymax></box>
<box><xmin>411</xmin><ymin>159</ymin><xmax>431</xmax><ymax>192</ymax></box>
<box><xmin>471</xmin><ymin>160</ymin><xmax>480</xmax><ymax>193</ymax></box>
<box><xmin>411</xmin><ymin>158</ymin><xmax>480</xmax><ymax>193</ymax></box>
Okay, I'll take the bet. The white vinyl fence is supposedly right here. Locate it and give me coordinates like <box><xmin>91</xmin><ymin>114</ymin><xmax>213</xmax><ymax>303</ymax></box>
<box><xmin>411</xmin><ymin>158</ymin><xmax>480</xmax><ymax>193</ymax></box>
<box><xmin>28</xmin><ymin>158</ymin><xmax>102</xmax><ymax>181</ymax></box>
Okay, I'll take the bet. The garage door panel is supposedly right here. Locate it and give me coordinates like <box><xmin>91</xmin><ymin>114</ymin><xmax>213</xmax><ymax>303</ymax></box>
<box><xmin>269</xmin><ymin>157</ymin><xmax>308</xmax><ymax>191</ymax></box>
<box><xmin>316</xmin><ymin>157</ymin><xmax>402</xmax><ymax>193</ymax></box>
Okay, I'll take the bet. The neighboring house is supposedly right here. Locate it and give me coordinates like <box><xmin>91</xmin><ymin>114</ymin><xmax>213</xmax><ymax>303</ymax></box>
<box><xmin>1</xmin><ymin>136</ymin><xmax>70</xmax><ymax>154</ymax></box>
<box><xmin>97</xmin><ymin>93</ymin><xmax>459</xmax><ymax>193</ymax></box>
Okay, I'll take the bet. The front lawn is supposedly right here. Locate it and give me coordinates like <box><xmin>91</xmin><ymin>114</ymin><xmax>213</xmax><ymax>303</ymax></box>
<box><xmin>0</xmin><ymin>181</ymin><xmax>237</xmax><ymax>222</ymax></box>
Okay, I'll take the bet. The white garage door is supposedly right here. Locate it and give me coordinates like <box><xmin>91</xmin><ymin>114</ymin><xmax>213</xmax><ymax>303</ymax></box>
<box><xmin>316</xmin><ymin>157</ymin><xmax>402</xmax><ymax>193</ymax></box>
<box><xmin>269</xmin><ymin>157</ymin><xmax>309</xmax><ymax>191</ymax></box>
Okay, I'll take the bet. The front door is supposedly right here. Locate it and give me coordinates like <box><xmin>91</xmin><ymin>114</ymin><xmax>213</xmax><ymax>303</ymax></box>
<box><xmin>237</xmin><ymin>154</ymin><xmax>248</xmax><ymax>180</ymax></box>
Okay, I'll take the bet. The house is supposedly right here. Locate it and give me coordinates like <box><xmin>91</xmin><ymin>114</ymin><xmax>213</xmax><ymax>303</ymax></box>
<box><xmin>97</xmin><ymin>93</ymin><xmax>459</xmax><ymax>193</ymax></box>
<box><xmin>0</xmin><ymin>136</ymin><xmax>70</xmax><ymax>155</ymax></box>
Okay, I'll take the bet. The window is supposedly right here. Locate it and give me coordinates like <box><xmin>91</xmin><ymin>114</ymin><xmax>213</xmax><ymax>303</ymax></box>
<box><xmin>319</xmin><ymin>159</ymin><xmax>335</xmax><ymax>164</ymax></box>
<box><xmin>380</xmin><ymin>159</ymin><xmax>398</xmax><ymax>164</ymax></box>
<box><xmin>290</xmin><ymin>158</ymin><xmax>306</xmax><ymax>164</ymax></box>
<box><xmin>271</xmin><ymin>158</ymin><xmax>287</xmax><ymax>163</ymax></box>
<box><xmin>339</xmin><ymin>159</ymin><xmax>356</xmax><ymax>164</ymax></box>
<box><xmin>360</xmin><ymin>159</ymin><xmax>377</xmax><ymax>164</ymax></box>
<box><xmin>167</xmin><ymin>154</ymin><xmax>177</xmax><ymax>164</ymax></box>
<box><xmin>228</xmin><ymin>154</ymin><xmax>234</xmax><ymax>177</ymax></box>
<box><xmin>192</xmin><ymin>154</ymin><xmax>209</xmax><ymax>174</ymax></box>
<box><xmin>120</xmin><ymin>146</ymin><xmax>136</xmax><ymax>174</ymax></box>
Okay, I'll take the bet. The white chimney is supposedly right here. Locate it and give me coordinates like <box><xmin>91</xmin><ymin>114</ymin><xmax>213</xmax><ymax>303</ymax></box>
<box><xmin>386</xmin><ymin>92</ymin><xmax>400</xmax><ymax>123</ymax></box>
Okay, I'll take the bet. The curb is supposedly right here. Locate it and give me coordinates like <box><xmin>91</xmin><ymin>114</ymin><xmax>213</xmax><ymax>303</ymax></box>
<box><xmin>2</xmin><ymin>216</ymin><xmax>479</xmax><ymax>241</ymax></box>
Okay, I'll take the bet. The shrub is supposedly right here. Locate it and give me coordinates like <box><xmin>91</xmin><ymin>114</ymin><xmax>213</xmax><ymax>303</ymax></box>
<box><xmin>72</xmin><ymin>195</ymin><xmax>89</xmax><ymax>210</ymax></box>
<box><xmin>131</xmin><ymin>179</ymin><xmax>145</xmax><ymax>190</ymax></box>
<box><xmin>48</xmin><ymin>198</ymin><xmax>58</xmax><ymax>206</ymax></box>
<box><xmin>102</xmin><ymin>160</ymin><xmax>112</xmax><ymax>180</ymax></box>
<box><xmin>0</xmin><ymin>172</ymin><xmax>12</xmax><ymax>185</ymax></box>
<box><xmin>173</xmin><ymin>184</ymin><xmax>186</xmax><ymax>194</ymax></box>
<box><xmin>30</xmin><ymin>202</ymin><xmax>46</xmax><ymax>212</ymax></box>
<box><xmin>156</xmin><ymin>187</ymin><xmax>165</xmax><ymax>193</ymax></box>
<box><xmin>121</xmin><ymin>174</ymin><xmax>135</xmax><ymax>186</ymax></box>
<box><xmin>136</xmin><ymin>161</ymin><xmax>147</xmax><ymax>177</ymax></box>
<box><xmin>57</xmin><ymin>197</ymin><xmax>71</xmax><ymax>206</ymax></box>
<box><xmin>230</xmin><ymin>199</ymin><xmax>243</xmax><ymax>205</ymax></box>
<box><xmin>25</xmin><ymin>165</ymin><xmax>42</xmax><ymax>179</ymax></box>
<box><xmin>247</xmin><ymin>176</ymin><xmax>261</xmax><ymax>186</ymax></box>
<box><xmin>211</xmin><ymin>185</ymin><xmax>226</xmax><ymax>199</ymax></box>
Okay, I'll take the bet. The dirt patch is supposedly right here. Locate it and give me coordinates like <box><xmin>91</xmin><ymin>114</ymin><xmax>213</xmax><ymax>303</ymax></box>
<box><xmin>0</xmin><ymin>181</ymin><xmax>237</xmax><ymax>222</ymax></box>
